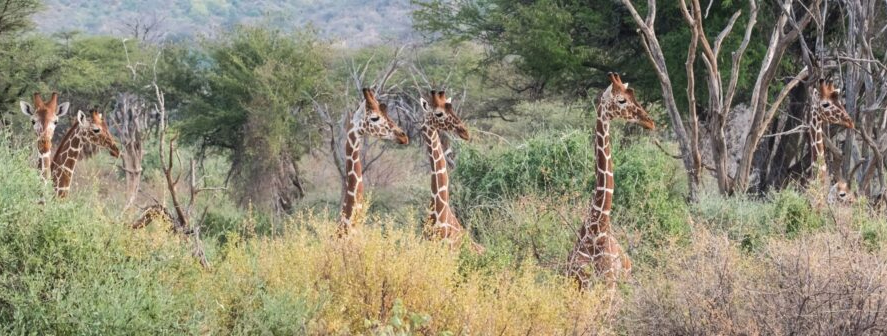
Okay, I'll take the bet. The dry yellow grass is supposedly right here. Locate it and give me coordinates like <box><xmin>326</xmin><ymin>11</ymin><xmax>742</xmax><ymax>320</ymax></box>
<box><xmin>119</xmin><ymin>212</ymin><xmax>616</xmax><ymax>335</ymax></box>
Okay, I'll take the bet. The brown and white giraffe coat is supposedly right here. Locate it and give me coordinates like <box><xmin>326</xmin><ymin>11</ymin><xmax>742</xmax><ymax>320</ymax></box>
<box><xmin>419</xmin><ymin>90</ymin><xmax>481</xmax><ymax>252</ymax></box>
<box><xmin>20</xmin><ymin>92</ymin><xmax>71</xmax><ymax>180</ymax></box>
<box><xmin>50</xmin><ymin>109</ymin><xmax>120</xmax><ymax>198</ymax></box>
<box><xmin>808</xmin><ymin>80</ymin><xmax>854</xmax><ymax>189</ymax></box>
<box><xmin>567</xmin><ymin>73</ymin><xmax>654</xmax><ymax>289</ymax></box>
<box><xmin>338</xmin><ymin>88</ymin><xmax>408</xmax><ymax>235</ymax></box>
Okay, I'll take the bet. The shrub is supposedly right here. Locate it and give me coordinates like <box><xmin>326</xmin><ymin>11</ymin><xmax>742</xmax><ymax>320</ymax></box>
<box><xmin>453</xmin><ymin>130</ymin><xmax>597</xmax><ymax>205</ymax></box>
<box><xmin>626</xmin><ymin>229</ymin><xmax>887</xmax><ymax>335</ymax></box>
<box><xmin>455</xmin><ymin>129</ymin><xmax>689</xmax><ymax>267</ymax></box>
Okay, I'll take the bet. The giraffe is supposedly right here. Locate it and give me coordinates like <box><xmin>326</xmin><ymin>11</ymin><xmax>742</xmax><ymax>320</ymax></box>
<box><xmin>827</xmin><ymin>179</ymin><xmax>854</xmax><ymax>205</ymax></box>
<box><xmin>337</xmin><ymin>88</ymin><xmax>409</xmax><ymax>235</ymax></box>
<box><xmin>567</xmin><ymin>73</ymin><xmax>655</xmax><ymax>289</ymax></box>
<box><xmin>50</xmin><ymin>108</ymin><xmax>120</xmax><ymax>198</ymax></box>
<box><xmin>419</xmin><ymin>90</ymin><xmax>483</xmax><ymax>252</ymax></box>
<box><xmin>807</xmin><ymin>80</ymin><xmax>855</xmax><ymax>205</ymax></box>
<box><xmin>20</xmin><ymin>92</ymin><xmax>71</xmax><ymax>180</ymax></box>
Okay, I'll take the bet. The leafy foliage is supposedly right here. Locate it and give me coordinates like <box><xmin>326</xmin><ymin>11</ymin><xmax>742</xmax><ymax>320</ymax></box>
<box><xmin>413</xmin><ymin>0</ymin><xmax>772</xmax><ymax>107</ymax></box>
<box><xmin>453</xmin><ymin>127</ymin><xmax>690</xmax><ymax>267</ymax></box>
<box><xmin>167</xmin><ymin>26</ymin><xmax>328</xmax><ymax>211</ymax></box>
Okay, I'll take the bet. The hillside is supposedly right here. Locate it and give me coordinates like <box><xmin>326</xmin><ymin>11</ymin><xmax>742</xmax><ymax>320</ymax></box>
<box><xmin>37</xmin><ymin>0</ymin><xmax>415</xmax><ymax>46</ymax></box>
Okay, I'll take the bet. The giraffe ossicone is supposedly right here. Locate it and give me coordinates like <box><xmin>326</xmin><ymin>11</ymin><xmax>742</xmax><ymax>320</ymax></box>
<box><xmin>50</xmin><ymin>108</ymin><xmax>120</xmax><ymax>198</ymax></box>
<box><xmin>567</xmin><ymin>72</ymin><xmax>654</xmax><ymax>290</ymax></box>
<box><xmin>337</xmin><ymin>88</ymin><xmax>409</xmax><ymax>236</ymax></box>
<box><xmin>20</xmin><ymin>92</ymin><xmax>71</xmax><ymax>180</ymax></box>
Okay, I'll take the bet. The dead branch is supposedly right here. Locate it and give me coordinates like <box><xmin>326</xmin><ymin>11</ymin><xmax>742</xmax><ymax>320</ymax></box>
<box><xmin>151</xmin><ymin>52</ymin><xmax>210</xmax><ymax>269</ymax></box>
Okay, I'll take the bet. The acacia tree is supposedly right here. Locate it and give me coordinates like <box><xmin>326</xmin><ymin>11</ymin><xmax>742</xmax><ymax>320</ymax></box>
<box><xmin>170</xmin><ymin>26</ymin><xmax>328</xmax><ymax>214</ymax></box>
<box><xmin>0</xmin><ymin>0</ymin><xmax>40</xmax><ymax>38</ymax></box>
<box><xmin>0</xmin><ymin>0</ymin><xmax>46</xmax><ymax>126</ymax></box>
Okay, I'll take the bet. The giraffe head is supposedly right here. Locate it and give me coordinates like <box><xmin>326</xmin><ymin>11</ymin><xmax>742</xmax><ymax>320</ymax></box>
<box><xmin>360</xmin><ymin>88</ymin><xmax>409</xmax><ymax>145</ymax></box>
<box><xmin>813</xmin><ymin>80</ymin><xmax>854</xmax><ymax>129</ymax></box>
<box><xmin>76</xmin><ymin>108</ymin><xmax>120</xmax><ymax>158</ymax></box>
<box><xmin>419</xmin><ymin>90</ymin><xmax>470</xmax><ymax>141</ymax></box>
<box><xmin>599</xmin><ymin>73</ymin><xmax>655</xmax><ymax>130</ymax></box>
<box><xmin>828</xmin><ymin>179</ymin><xmax>855</xmax><ymax>205</ymax></box>
<box><xmin>20</xmin><ymin>92</ymin><xmax>70</xmax><ymax>154</ymax></box>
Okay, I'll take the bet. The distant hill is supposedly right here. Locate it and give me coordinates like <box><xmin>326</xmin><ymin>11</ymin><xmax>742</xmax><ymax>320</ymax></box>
<box><xmin>37</xmin><ymin>0</ymin><xmax>416</xmax><ymax>47</ymax></box>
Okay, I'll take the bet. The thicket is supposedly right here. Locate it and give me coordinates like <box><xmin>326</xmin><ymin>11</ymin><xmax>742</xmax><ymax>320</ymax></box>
<box><xmin>0</xmin><ymin>138</ymin><xmax>616</xmax><ymax>334</ymax></box>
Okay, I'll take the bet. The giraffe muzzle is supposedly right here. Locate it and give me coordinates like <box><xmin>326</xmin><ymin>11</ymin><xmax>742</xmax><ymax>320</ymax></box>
<box><xmin>455</xmin><ymin>127</ymin><xmax>470</xmax><ymax>141</ymax></box>
<box><xmin>638</xmin><ymin>119</ymin><xmax>656</xmax><ymax>131</ymax></box>
<box><xmin>395</xmin><ymin>131</ymin><xmax>409</xmax><ymax>145</ymax></box>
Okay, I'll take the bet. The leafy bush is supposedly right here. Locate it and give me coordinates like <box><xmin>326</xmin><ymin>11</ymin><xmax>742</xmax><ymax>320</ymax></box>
<box><xmin>454</xmin><ymin>129</ymin><xmax>689</xmax><ymax>269</ymax></box>
<box><xmin>453</xmin><ymin>130</ymin><xmax>597</xmax><ymax>205</ymax></box>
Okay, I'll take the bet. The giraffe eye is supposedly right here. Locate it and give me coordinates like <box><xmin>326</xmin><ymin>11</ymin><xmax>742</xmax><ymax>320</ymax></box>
<box><xmin>31</xmin><ymin>120</ymin><xmax>36</xmax><ymax>125</ymax></box>
<box><xmin>617</xmin><ymin>98</ymin><xmax>627</xmax><ymax>104</ymax></box>
<box><xmin>822</xmin><ymin>102</ymin><xmax>831</xmax><ymax>108</ymax></box>
<box><xmin>370</xmin><ymin>116</ymin><xmax>380</xmax><ymax>122</ymax></box>
<box><xmin>435</xmin><ymin>112</ymin><xmax>444</xmax><ymax>118</ymax></box>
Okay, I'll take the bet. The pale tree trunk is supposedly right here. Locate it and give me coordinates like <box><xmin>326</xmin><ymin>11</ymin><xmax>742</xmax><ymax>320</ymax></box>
<box><xmin>619</xmin><ymin>0</ymin><xmax>701</xmax><ymax>202</ymax></box>
<box><xmin>732</xmin><ymin>0</ymin><xmax>822</xmax><ymax>194</ymax></box>
<box><xmin>838</xmin><ymin>0</ymin><xmax>887</xmax><ymax>198</ymax></box>
<box><xmin>112</xmin><ymin>92</ymin><xmax>149</xmax><ymax>211</ymax></box>
<box><xmin>678</xmin><ymin>0</ymin><xmax>758</xmax><ymax>195</ymax></box>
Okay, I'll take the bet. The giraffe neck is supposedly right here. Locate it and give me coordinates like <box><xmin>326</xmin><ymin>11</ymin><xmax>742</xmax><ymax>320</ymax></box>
<box><xmin>422</xmin><ymin>124</ymin><xmax>461</xmax><ymax>235</ymax></box>
<box><xmin>37</xmin><ymin>146</ymin><xmax>52</xmax><ymax>181</ymax></box>
<box><xmin>50</xmin><ymin>123</ymin><xmax>86</xmax><ymax>197</ymax></box>
<box><xmin>339</xmin><ymin>120</ymin><xmax>365</xmax><ymax>231</ymax></box>
<box><xmin>583</xmin><ymin>114</ymin><xmax>614</xmax><ymax>235</ymax></box>
<box><xmin>808</xmin><ymin>113</ymin><xmax>828</xmax><ymax>185</ymax></box>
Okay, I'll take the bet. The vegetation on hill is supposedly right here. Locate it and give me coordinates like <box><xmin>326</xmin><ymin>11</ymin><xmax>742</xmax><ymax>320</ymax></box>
<box><xmin>37</xmin><ymin>0</ymin><xmax>414</xmax><ymax>46</ymax></box>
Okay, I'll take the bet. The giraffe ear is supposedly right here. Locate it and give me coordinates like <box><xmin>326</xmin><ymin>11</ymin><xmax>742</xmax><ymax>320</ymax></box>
<box><xmin>57</xmin><ymin>102</ymin><xmax>71</xmax><ymax>118</ymax></box>
<box><xmin>20</xmin><ymin>101</ymin><xmax>33</xmax><ymax>116</ymax></box>
<box><xmin>445</xmin><ymin>97</ymin><xmax>453</xmax><ymax>104</ymax></box>
<box><xmin>420</xmin><ymin>97</ymin><xmax>430</xmax><ymax>112</ymax></box>
<box><xmin>623</xmin><ymin>83</ymin><xmax>629</xmax><ymax>89</ymax></box>
<box><xmin>76</xmin><ymin>110</ymin><xmax>87</xmax><ymax>124</ymax></box>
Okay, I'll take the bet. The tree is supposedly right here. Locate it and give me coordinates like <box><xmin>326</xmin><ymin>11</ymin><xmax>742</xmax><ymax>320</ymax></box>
<box><xmin>412</xmin><ymin>0</ymin><xmax>768</xmax><ymax>101</ymax></box>
<box><xmin>168</xmin><ymin>26</ymin><xmax>328</xmax><ymax>214</ymax></box>
<box><xmin>0</xmin><ymin>0</ymin><xmax>41</xmax><ymax>39</ymax></box>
